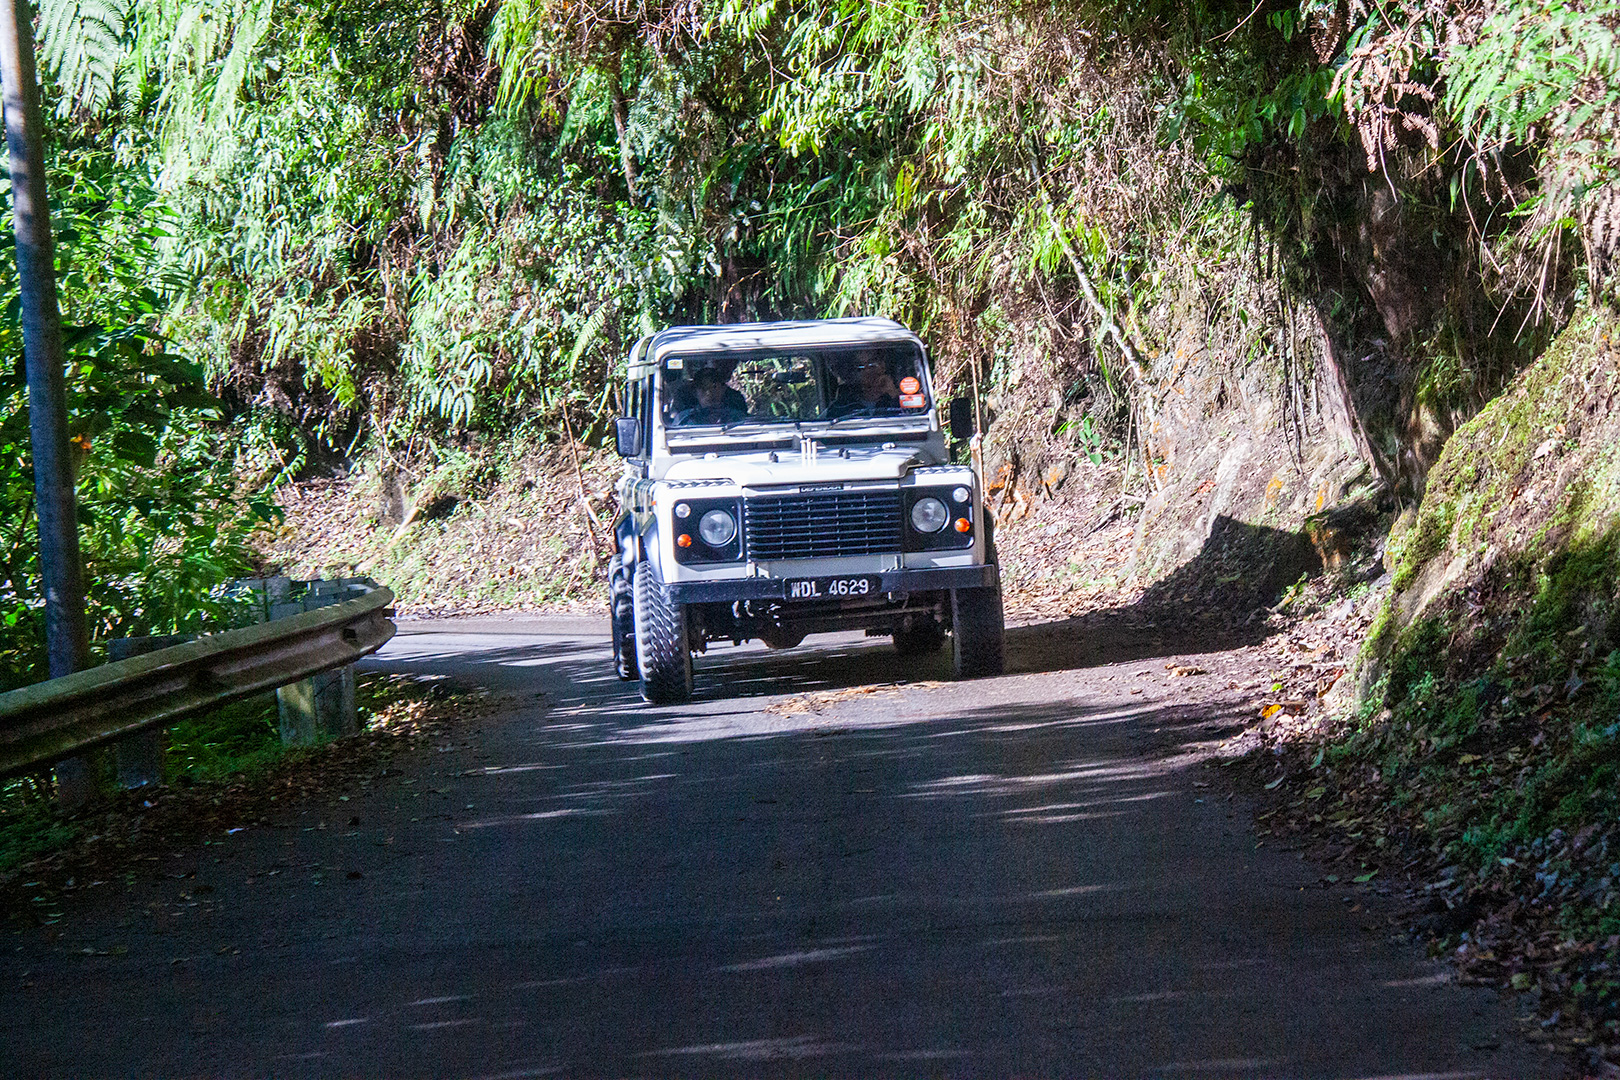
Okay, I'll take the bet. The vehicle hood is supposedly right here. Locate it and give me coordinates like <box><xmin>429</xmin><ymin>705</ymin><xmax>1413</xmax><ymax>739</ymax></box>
<box><xmin>663</xmin><ymin>444</ymin><xmax>928</xmax><ymax>487</ymax></box>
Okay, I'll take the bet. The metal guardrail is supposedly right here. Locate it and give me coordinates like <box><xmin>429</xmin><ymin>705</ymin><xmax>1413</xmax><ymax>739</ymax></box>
<box><xmin>0</xmin><ymin>587</ymin><xmax>396</xmax><ymax>779</ymax></box>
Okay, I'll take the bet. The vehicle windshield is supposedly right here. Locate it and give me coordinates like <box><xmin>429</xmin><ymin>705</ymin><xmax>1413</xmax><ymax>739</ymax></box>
<box><xmin>661</xmin><ymin>344</ymin><xmax>930</xmax><ymax>429</ymax></box>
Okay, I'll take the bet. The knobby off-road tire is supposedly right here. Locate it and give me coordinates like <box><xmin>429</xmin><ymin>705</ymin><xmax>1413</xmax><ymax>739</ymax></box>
<box><xmin>633</xmin><ymin>561</ymin><xmax>692</xmax><ymax>703</ymax></box>
<box><xmin>892</xmin><ymin>621</ymin><xmax>945</xmax><ymax>656</ymax></box>
<box><xmin>950</xmin><ymin>583</ymin><xmax>1005</xmax><ymax>678</ymax></box>
<box><xmin>610</xmin><ymin>554</ymin><xmax>638</xmax><ymax>681</ymax></box>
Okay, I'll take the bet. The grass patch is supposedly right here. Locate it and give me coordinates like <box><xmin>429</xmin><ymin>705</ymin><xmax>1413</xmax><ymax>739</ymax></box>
<box><xmin>164</xmin><ymin>693</ymin><xmax>283</xmax><ymax>783</ymax></box>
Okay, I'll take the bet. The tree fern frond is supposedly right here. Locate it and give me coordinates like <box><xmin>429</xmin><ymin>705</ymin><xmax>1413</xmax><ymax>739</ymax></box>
<box><xmin>38</xmin><ymin>0</ymin><xmax>134</xmax><ymax>116</ymax></box>
<box><xmin>207</xmin><ymin>0</ymin><xmax>272</xmax><ymax>127</ymax></box>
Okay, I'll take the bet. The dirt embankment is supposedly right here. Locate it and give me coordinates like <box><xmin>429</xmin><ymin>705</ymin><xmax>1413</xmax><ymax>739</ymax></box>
<box><xmin>259</xmin><ymin>443</ymin><xmax>620</xmax><ymax>617</ymax></box>
<box><xmin>1244</xmin><ymin>306</ymin><xmax>1620</xmax><ymax>1070</ymax></box>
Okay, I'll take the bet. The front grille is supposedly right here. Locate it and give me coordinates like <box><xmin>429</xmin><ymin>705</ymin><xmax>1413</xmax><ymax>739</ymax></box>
<box><xmin>745</xmin><ymin>491</ymin><xmax>902</xmax><ymax>561</ymax></box>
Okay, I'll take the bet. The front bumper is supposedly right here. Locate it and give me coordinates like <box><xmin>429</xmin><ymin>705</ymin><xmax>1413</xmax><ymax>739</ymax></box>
<box><xmin>664</xmin><ymin>564</ymin><xmax>998</xmax><ymax>604</ymax></box>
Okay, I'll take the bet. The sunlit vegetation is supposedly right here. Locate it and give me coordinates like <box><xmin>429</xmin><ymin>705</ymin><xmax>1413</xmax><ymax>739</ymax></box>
<box><xmin>1</xmin><ymin>0</ymin><xmax>1614</xmax><ymax>687</ymax></box>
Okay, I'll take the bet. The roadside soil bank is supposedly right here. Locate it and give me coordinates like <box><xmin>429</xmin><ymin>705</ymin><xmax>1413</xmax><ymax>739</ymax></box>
<box><xmin>1232</xmin><ymin>309</ymin><xmax>1620</xmax><ymax>1075</ymax></box>
<box><xmin>259</xmin><ymin>443</ymin><xmax>621</xmax><ymax>617</ymax></box>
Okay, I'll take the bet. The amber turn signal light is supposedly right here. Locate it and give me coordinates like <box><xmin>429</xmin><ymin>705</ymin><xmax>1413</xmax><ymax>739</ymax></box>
<box><xmin>954</xmin><ymin>517</ymin><xmax>971</xmax><ymax>533</ymax></box>
<box><xmin>677</xmin><ymin>534</ymin><xmax>693</xmax><ymax>548</ymax></box>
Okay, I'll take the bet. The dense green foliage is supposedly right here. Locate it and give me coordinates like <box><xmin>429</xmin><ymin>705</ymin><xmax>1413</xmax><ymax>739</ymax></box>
<box><xmin>2</xmin><ymin>0</ymin><xmax>1615</xmax><ymax>689</ymax></box>
<box><xmin>0</xmin><ymin>151</ymin><xmax>275</xmax><ymax>688</ymax></box>
<box><xmin>27</xmin><ymin>0</ymin><xmax>1620</xmax><ymax>439</ymax></box>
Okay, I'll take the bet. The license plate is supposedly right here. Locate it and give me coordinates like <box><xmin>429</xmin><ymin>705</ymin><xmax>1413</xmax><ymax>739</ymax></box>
<box><xmin>784</xmin><ymin>575</ymin><xmax>881</xmax><ymax>601</ymax></box>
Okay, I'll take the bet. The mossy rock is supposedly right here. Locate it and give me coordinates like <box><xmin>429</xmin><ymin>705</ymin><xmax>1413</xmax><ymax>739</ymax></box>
<box><xmin>1363</xmin><ymin>305</ymin><xmax>1620</xmax><ymax>701</ymax></box>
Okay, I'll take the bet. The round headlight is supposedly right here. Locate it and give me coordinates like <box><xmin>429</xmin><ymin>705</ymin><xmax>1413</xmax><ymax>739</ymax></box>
<box><xmin>910</xmin><ymin>497</ymin><xmax>949</xmax><ymax>533</ymax></box>
<box><xmin>698</xmin><ymin>508</ymin><xmax>736</xmax><ymax>546</ymax></box>
<box><xmin>674</xmin><ymin>502</ymin><xmax>691</xmax><ymax>519</ymax></box>
<box><xmin>951</xmin><ymin>486</ymin><xmax>971</xmax><ymax>504</ymax></box>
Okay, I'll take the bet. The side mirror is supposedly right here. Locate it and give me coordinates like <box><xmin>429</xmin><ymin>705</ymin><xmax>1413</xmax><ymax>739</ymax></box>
<box><xmin>614</xmin><ymin>416</ymin><xmax>642</xmax><ymax>458</ymax></box>
<box><xmin>948</xmin><ymin>396</ymin><xmax>974</xmax><ymax>441</ymax></box>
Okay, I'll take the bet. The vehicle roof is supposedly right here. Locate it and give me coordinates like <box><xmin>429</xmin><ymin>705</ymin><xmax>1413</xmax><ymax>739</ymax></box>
<box><xmin>636</xmin><ymin>317</ymin><xmax>924</xmax><ymax>370</ymax></box>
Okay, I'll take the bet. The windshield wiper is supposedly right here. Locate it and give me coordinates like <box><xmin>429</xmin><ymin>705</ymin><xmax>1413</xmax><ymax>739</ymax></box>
<box><xmin>667</xmin><ymin>417</ymin><xmax>759</xmax><ymax>435</ymax></box>
<box><xmin>717</xmin><ymin>415</ymin><xmax>813</xmax><ymax>435</ymax></box>
<box><xmin>825</xmin><ymin>409</ymin><xmax>910</xmax><ymax>426</ymax></box>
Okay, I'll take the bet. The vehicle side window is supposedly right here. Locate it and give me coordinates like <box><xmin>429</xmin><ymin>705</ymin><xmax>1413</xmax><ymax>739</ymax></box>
<box><xmin>624</xmin><ymin>379</ymin><xmax>641</xmax><ymax>452</ymax></box>
<box><xmin>637</xmin><ymin>375</ymin><xmax>655</xmax><ymax>453</ymax></box>
<box><xmin>623</xmin><ymin>377</ymin><xmax>653</xmax><ymax>457</ymax></box>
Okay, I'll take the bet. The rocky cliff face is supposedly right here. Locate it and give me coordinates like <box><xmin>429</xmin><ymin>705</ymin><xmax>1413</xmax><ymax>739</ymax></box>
<box><xmin>1125</xmin><ymin>317</ymin><xmax>1379</xmax><ymax>616</ymax></box>
<box><xmin>980</xmin><ymin>265</ymin><xmax>1390</xmax><ymax>623</ymax></box>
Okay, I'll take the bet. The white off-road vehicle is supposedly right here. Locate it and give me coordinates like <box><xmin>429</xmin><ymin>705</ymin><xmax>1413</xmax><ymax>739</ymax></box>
<box><xmin>608</xmin><ymin>317</ymin><xmax>1004</xmax><ymax>703</ymax></box>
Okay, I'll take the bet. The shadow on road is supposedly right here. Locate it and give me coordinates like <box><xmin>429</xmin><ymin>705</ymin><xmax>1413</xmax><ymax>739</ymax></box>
<box><xmin>379</xmin><ymin>513</ymin><xmax>1310</xmax><ymax>711</ymax></box>
<box><xmin>1007</xmin><ymin>512</ymin><xmax>1320</xmax><ymax>677</ymax></box>
<box><xmin>332</xmin><ymin>623</ymin><xmax>1549</xmax><ymax>1080</ymax></box>
<box><xmin>26</xmin><ymin>543</ymin><xmax>1536</xmax><ymax>1080</ymax></box>
<box><xmin>373</xmin><ymin>604</ymin><xmax>1268</xmax><ymax>721</ymax></box>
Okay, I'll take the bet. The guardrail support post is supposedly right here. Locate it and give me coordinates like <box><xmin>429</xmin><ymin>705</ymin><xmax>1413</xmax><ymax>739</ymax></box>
<box><xmin>277</xmin><ymin>664</ymin><xmax>357</xmax><ymax>746</ymax></box>
<box><xmin>248</xmin><ymin>577</ymin><xmax>366</xmax><ymax>746</ymax></box>
<box><xmin>51</xmin><ymin>756</ymin><xmax>99</xmax><ymax>809</ymax></box>
<box><xmin>106</xmin><ymin>635</ymin><xmax>191</xmax><ymax>787</ymax></box>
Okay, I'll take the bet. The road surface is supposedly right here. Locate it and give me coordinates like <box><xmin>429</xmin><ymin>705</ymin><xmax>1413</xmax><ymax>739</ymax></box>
<box><xmin>2</xmin><ymin>616</ymin><xmax>1563</xmax><ymax>1078</ymax></box>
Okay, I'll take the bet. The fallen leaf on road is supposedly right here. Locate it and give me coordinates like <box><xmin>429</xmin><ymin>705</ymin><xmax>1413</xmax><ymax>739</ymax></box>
<box><xmin>764</xmin><ymin>683</ymin><xmax>904</xmax><ymax>716</ymax></box>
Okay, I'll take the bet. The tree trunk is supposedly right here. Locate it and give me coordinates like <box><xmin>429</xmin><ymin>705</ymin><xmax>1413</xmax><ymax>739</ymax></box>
<box><xmin>0</xmin><ymin>0</ymin><xmax>88</xmax><ymax>682</ymax></box>
<box><xmin>606</xmin><ymin>60</ymin><xmax>639</xmax><ymax>202</ymax></box>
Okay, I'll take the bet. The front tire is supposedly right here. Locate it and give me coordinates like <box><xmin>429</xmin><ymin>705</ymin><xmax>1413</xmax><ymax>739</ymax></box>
<box><xmin>610</xmin><ymin>553</ymin><xmax>638</xmax><ymax>681</ymax></box>
<box><xmin>633</xmin><ymin>561</ymin><xmax>692</xmax><ymax>703</ymax></box>
<box><xmin>950</xmin><ymin>584</ymin><xmax>1005</xmax><ymax>679</ymax></box>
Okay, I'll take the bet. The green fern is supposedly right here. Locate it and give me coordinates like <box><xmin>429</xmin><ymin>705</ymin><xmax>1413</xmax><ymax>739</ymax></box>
<box><xmin>38</xmin><ymin>0</ymin><xmax>133</xmax><ymax>116</ymax></box>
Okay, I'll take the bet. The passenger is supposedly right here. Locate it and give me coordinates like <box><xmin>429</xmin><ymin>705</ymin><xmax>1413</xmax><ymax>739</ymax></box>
<box><xmin>670</xmin><ymin>365</ymin><xmax>749</xmax><ymax>425</ymax></box>
<box><xmin>829</xmin><ymin>350</ymin><xmax>901</xmax><ymax>417</ymax></box>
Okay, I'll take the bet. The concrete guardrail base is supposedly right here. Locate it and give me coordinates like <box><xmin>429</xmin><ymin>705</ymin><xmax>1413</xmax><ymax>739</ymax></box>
<box><xmin>108</xmin><ymin>635</ymin><xmax>192</xmax><ymax>789</ymax></box>
<box><xmin>55</xmin><ymin>634</ymin><xmax>188</xmax><ymax>807</ymax></box>
<box><xmin>277</xmin><ymin>665</ymin><xmax>357</xmax><ymax>746</ymax></box>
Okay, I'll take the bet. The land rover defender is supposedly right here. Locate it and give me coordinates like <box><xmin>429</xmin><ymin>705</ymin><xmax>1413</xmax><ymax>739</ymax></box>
<box><xmin>608</xmin><ymin>317</ymin><xmax>1004</xmax><ymax>703</ymax></box>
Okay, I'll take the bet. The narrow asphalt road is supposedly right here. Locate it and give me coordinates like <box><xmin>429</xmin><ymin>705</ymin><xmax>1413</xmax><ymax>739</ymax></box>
<box><xmin>3</xmin><ymin>617</ymin><xmax>1563</xmax><ymax>1078</ymax></box>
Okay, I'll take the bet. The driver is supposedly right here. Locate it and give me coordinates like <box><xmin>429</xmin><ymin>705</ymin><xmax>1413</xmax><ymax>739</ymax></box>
<box><xmin>670</xmin><ymin>364</ymin><xmax>749</xmax><ymax>425</ymax></box>
<box><xmin>829</xmin><ymin>349</ymin><xmax>900</xmax><ymax>417</ymax></box>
